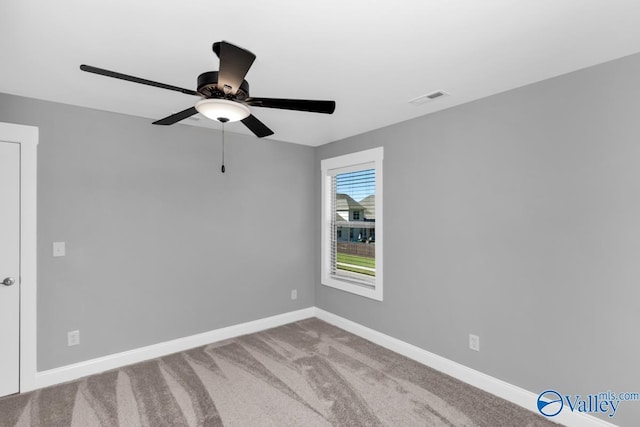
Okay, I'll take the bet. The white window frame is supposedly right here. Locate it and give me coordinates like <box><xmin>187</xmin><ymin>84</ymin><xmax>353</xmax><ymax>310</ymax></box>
<box><xmin>321</xmin><ymin>147</ymin><xmax>383</xmax><ymax>301</ymax></box>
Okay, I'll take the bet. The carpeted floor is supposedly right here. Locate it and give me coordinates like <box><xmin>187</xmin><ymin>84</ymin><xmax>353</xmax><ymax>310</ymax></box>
<box><xmin>0</xmin><ymin>318</ymin><xmax>561</xmax><ymax>426</ymax></box>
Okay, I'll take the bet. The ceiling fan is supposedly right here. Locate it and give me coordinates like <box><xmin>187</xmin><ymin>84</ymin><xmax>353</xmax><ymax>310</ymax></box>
<box><xmin>80</xmin><ymin>41</ymin><xmax>336</xmax><ymax>138</ymax></box>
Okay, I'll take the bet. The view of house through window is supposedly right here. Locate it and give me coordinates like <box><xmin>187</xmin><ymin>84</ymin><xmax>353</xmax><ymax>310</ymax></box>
<box><xmin>321</xmin><ymin>146</ymin><xmax>383</xmax><ymax>300</ymax></box>
<box><xmin>332</xmin><ymin>169</ymin><xmax>376</xmax><ymax>282</ymax></box>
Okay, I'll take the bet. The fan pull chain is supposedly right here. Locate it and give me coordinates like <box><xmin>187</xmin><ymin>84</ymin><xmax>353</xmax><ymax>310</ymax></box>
<box><xmin>221</xmin><ymin>121</ymin><xmax>226</xmax><ymax>173</ymax></box>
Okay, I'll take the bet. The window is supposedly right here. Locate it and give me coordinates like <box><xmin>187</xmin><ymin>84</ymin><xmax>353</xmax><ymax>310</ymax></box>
<box><xmin>321</xmin><ymin>147</ymin><xmax>383</xmax><ymax>300</ymax></box>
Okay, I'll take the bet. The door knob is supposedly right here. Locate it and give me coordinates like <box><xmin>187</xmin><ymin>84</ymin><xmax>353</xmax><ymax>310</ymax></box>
<box><xmin>2</xmin><ymin>277</ymin><xmax>15</xmax><ymax>286</ymax></box>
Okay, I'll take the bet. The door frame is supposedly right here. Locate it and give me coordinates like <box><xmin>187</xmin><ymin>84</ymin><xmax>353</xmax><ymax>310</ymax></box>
<box><xmin>0</xmin><ymin>122</ymin><xmax>38</xmax><ymax>393</ymax></box>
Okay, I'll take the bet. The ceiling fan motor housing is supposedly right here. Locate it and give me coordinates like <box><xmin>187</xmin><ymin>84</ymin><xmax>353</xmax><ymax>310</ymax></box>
<box><xmin>197</xmin><ymin>71</ymin><xmax>250</xmax><ymax>100</ymax></box>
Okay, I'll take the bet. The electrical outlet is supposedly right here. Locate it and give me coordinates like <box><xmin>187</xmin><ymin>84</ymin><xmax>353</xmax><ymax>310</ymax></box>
<box><xmin>469</xmin><ymin>334</ymin><xmax>480</xmax><ymax>352</ymax></box>
<box><xmin>291</xmin><ymin>289</ymin><xmax>297</xmax><ymax>300</ymax></box>
<box><xmin>68</xmin><ymin>330</ymin><xmax>80</xmax><ymax>347</ymax></box>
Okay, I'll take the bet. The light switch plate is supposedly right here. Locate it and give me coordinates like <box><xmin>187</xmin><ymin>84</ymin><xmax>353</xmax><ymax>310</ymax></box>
<box><xmin>53</xmin><ymin>241</ymin><xmax>66</xmax><ymax>257</ymax></box>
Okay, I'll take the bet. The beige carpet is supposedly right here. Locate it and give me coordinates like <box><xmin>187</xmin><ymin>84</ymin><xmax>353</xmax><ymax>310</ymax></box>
<box><xmin>0</xmin><ymin>318</ymin><xmax>561</xmax><ymax>426</ymax></box>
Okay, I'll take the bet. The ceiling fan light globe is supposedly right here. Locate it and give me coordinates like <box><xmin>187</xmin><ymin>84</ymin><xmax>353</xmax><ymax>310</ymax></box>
<box><xmin>195</xmin><ymin>99</ymin><xmax>250</xmax><ymax>123</ymax></box>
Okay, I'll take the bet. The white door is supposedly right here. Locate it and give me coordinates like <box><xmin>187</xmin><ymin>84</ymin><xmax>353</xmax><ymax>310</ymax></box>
<box><xmin>0</xmin><ymin>140</ymin><xmax>20</xmax><ymax>397</ymax></box>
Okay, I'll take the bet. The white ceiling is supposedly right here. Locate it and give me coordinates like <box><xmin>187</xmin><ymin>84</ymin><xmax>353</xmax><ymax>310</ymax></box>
<box><xmin>2</xmin><ymin>1</ymin><xmax>640</xmax><ymax>146</ymax></box>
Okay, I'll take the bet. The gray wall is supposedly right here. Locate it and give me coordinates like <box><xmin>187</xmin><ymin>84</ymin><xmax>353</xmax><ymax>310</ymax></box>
<box><xmin>316</xmin><ymin>53</ymin><xmax>640</xmax><ymax>426</ymax></box>
<box><xmin>0</xmin><ymin>93</ymin><xmax>316</xmax><ymax>371</ymax></box>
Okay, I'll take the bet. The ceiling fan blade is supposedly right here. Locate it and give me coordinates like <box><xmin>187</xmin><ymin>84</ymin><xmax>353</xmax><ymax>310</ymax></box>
<box><xmin>80</xmin><ymin>65</ymin><xmax>199</xmax><ymax>96</ymax></box>
<box><xmin>215</xmin><ymin>41</ymin><xmax>256</xmax><ymax>95</ymax></box>
<box><xmin>245</xmin><ymin>97</ymin><xmax>336</xmax><ymax>114</ymax></box>
<box><xmin>152</xmin><ymin>106</ymin><xmax>198</xmax><ymax>125</ymax></box>
<box><xmin>241</xmin><ymin>114</ymin><xmax>274</xmax><ymax>138</ymax></box>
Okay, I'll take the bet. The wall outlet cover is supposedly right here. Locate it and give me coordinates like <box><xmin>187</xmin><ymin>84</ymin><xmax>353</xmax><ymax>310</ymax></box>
<box><xmin>469</xmin><ymin>334</ymin><xmax>480</xmax><ymax>351</ymax></box>
<box><xmin>68</xmin><ymin>330</ymin><xmax>80</xmax><ymax>346</ymax></box>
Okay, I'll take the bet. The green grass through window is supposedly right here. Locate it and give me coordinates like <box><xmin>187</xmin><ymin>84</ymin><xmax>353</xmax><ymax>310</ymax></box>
<box><xmin>336</xmin><ymin>253</ymin><xmax>375</xmax><ymax>276</ymax></box>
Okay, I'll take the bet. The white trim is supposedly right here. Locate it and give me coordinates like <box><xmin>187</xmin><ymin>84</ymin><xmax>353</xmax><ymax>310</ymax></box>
<box><xmin>36</xmin><ymin>307</ymin><xmax>315</xmax><ymax>389</ymax></box>
<box><xmin>314</xmin><ymin>308</ymin><xmax>619</xmax><ymax>427</ymax></box>
<box><xmin>320</xmin><ymin>147</ymin><xmax>384</xmax><ymax>301</ymax></box>
<box><xmin>28</xmin><ymin>306</ymin><xmax>620</xmax><ymax>426</ymax></box>
<box><xmin>0</xmin><ymin>122</ymin><xmax>38</xmax><ymax>393</ymax></box>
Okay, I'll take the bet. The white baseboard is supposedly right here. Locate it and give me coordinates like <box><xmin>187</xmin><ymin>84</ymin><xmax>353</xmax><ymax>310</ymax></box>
<box><xmin>34</xmin><ymin>306</ymin><xmax>618</xmax><ymax>427</ymax></box>
<box><xmin>314</xmin><ymin>308</ymin><xmax>619</xmax><ymax>427</ymax></box>
<box><xmin>36</xmin><ymin>307</ymin><xmax>315</xmax><ymax>389</ymax></box>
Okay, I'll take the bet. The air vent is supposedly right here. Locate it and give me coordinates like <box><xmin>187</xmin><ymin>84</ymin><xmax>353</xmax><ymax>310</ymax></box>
<box><xmin>408</xmin><ymin>90</ymin><xmax>449</xmax><ymax>105</ymax></box>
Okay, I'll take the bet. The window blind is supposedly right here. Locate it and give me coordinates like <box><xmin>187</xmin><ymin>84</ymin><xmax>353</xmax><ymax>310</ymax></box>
<box><xmin>329</xmin><ymin>166</ymin><xmax>376</xmax><ymax>287</ymax></box>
